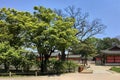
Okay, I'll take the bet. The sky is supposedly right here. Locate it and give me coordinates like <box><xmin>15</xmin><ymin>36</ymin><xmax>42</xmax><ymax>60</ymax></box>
<box><xmin>0</xmin><ymin>0</ymin><xmax>120</xmax><ymax>38</ymax></box>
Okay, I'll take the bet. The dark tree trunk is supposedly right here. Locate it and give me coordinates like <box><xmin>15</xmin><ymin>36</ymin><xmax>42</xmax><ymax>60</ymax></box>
<box><xmin>44</xmin><ymin>54</ymin><xmax>50</xmax><ymax>62</ymax></box>
<box><xmin>39</xmin><ymin>47</ymin><xmax>55</xmax><ymax>74</ymax></box>
<box><xmin>4</xmin><ymin>61</ymin><xmax>10</xmax><ymax>72</ymax></box>
<box><xmin>61</xmin><ymin>49</ymin><xmax>66</xmax><ymax>61</ymax></box>
<box><xmin>40</xmin><ymin>53</ymin><xmax>50</xmax><ymax>73</ymax></box>
<box><xmin>40</xmin><ymin>53</ymin><xmax>44</xmax><ymax>73</ymax></box>
<box><xmin>15</xmin><ymin>66</ymin><xmax>19</xmax><ymax>71</ymax></box>
<box><xmin>44</xmin><ymin>54</ymin><xmax>50</xmax><ymax>72</ymax></box>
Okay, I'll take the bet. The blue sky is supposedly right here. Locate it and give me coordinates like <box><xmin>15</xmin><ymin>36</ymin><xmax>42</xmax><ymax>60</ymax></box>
<box><xmin>0</xmin><ymin>0</ymin><xmax>120</xmax><ymax>38</ymax></box>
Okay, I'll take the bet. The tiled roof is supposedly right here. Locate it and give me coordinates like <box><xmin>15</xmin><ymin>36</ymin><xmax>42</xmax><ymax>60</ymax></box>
<box><xmin>108</xmin><ymin>45</ymin><xmax>120</xmax><ymax>50</ymax></box>
<box><xmin>101</xmin><ymin>50</ymin><xmax>120</xmax><ymax>54</ymax></box>
<box><xmin>67</xmin><ymin>55</ymin><xmax>81</xmax><ymax>58</ymax></box>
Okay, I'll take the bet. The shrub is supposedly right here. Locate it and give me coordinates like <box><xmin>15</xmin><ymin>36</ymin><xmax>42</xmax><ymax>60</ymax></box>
<box><xmin>53</xmin><ymin>60</ymin><xmax>68</xmax><ymax>73</ymax></box>
<box><xmin>66</xmin><ymin>60</ymin><xmax>78</xmax><ymax>72</ymax></box>
<box><xmin>46</xmin><ymin>59</ymin><xmax>78</xmax><ymax>73</ymax></box>
<box><xmin>46</xmin><ymin>58</ymin><xmax>57</xmax><ymax>73</ymax></box>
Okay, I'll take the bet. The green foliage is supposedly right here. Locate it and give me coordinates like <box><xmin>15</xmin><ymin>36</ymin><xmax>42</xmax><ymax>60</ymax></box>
<box><xmin>72</xmin><ymin>37</ymin><xmax>98</xmax><ymax>57</ymax></box>
<box><xmin>0</xmin><ymin>8</ymin><xmax>32</xmax><ymax>48</ymax></box>
<box><xmin>0</xmin><ymin>42</ymin><xmax>20</xmax><ymax>71</ymax></box>
<box><xmin>0</xmin><ymin>42</ymin><xmax>37</xmax><ymax>71</ymax></box>
<box><xmin>26</xmin><ymin>6</ymin><xmax>79</xmax><ymax>63</ymax></box>
<box><xmin>30</xmin><ymin>6</ymin><xmax>78</xmax><ymax>53</ymax></box>
<box><xmin>46</xmin><ymin>59</ymin><xmax>78</xmax><ymax>73</ymax></box>
<box><xmin>54</xmin><ymin>17</ymin><xmax>79</xmax><ymax>51</ymax></box>
<box><xmin>0</xmin><ymin>6</ymin><xmax>79</xmax><ymax>73</ymax></box>
<box><xmin>11</xmin><ymin>49</ymin><xmax>22</xmax><ymax>70</ymax></box>
<box><xmin>96</xmin><ymin>37</ymin><xmax>120</xmax><ymax>53</ymax></box>
<box><xmin>71</xmin><ymin>37</ymin><xmax>120</xmax><ymax>58</ymax></box>
<box><xmin>46</xmin><ymin>58</ymin><xmax>57</xmax><ymax>72</ymax></box>
<box><xmin>20</xmin><ymin>52</ymin><xmax>36</xmax><ymax>72</ymax></box>
<box><xmin>66</xmin><ymin>60</ymin><xmax>78</xmax><ymax>72</ymax></box>
<box><xmin>0</xmin><ymin>42</ymin><xmax>17</xmax><ymax>61</ymax></box>
<box><xmin>53</xmin><ymin>60</ymin><xmax>68</xmax><ymax>73</ymax></box>
<box><xmin>110</xmin><ymin>66</ymin><xmax>120</xmax><ymax>73</ymax></box>
<box><xmin>0</xmin><ymin>6</ymin><xmax>108</xmax><ymax>74</ymax></box>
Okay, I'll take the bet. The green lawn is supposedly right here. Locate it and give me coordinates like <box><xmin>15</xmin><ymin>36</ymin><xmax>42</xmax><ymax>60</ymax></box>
<box><xmin>110</xmin><ymin>66</ymin><xmax>120</xmax><ymax>73</ymax></box>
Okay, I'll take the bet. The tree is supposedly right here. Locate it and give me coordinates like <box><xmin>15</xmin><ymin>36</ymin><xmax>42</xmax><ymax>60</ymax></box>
<box><xmin>0</xmin><ymin>8</ymin><xmax>36</xmax><ymax>71</ymax></box>
<box><xmin>72</xmin><ymin>37</ymin><xmax>98</xmax><ymax>55</ymax></box>
<box><xmin>26</xmin><ymin>6</ymin><xmax>78</xmax><ymax>72</ymax></box>
<box><xmin>55</xmin><ymin>6</ymin><xmax>106</xmax><ymax>63</ymax></box>
<box><xmin>54</xmin><ymin>5</ymin><xmax>106</xmax><ymax>40</ymax></box>
<box><xmin>26</xmin><ymin>6</ymin><xmax>58</xmax><ymax>72</ymax></box>
<box><xmin>71</xmin><ymin>38</ymin><xmax>97</xmax><ymax>65</ymax></box>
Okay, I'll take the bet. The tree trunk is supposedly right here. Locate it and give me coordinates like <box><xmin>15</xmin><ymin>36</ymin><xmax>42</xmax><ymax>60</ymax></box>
<box><xmin>4</xmin><ymin>61</ymin><xmax>10</xmax><ymax>72</ymax></box>
<box><xmin>38</xmin><ymin>47</ymin><xmax>54</xmax><ymax>73</ymax></box>
<box><xmin>40</xmin><ymin>53</ymin><xmax>50</xmax><ymax>73</ymax></box>
<box><xmin>40</xmin><ymin>53</ymin><xmax>44</xmax><ymax>73</ymax></box>
<box><xmin>61</xmin><ymin>49</ymin><xmax>66</xmax><ymax>61</ymax></box>
<box><xmin>15</xmin><ymin>66</ymin><xmax>19</xmax><ymax>71</ymax></box>
<box><xmin>44</xmin><ymin>54</ymin><xmax>50</xmax><ymax>72</ymax></box>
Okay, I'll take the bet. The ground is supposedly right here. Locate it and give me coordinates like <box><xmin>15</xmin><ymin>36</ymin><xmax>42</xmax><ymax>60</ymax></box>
<box><xmin>0</xmin><ymin>61</ymin><xmax>120</xmax><ymax>80</ymax></box>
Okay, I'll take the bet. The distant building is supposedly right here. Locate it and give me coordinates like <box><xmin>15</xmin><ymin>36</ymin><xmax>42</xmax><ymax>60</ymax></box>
<box><xmin>66</xmin><ymin>54</ymin><xmax>81</xmax><ymax>61</ymax></box>
<box><xmin>95</xmin><ymin>45</ymin><xmax>120</xmax><ymax>65</ymax></box>
<box><xmin>36</xmin><ymin>50</ymin><xmax>81</xmax><ymax>61</ymax></box>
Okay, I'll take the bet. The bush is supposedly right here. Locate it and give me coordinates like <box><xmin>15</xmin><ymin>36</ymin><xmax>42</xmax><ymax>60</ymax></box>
<box><xmin>46</xmin><ymin>58</ymin><xmax>57</xmax><ymax>73</ymax></box>
<box><xmin>46</xmin><ymin>58</ymin><xmax>78</xmax><ymax>73</ymax></box>
<box><xmin>54</xmin><ymin>60</ymin><xmax>68</xmax><ymax>73</ymax></box>
<box><xmin>66</xmin><ymin>60</ymin><xmax>78</xmax><ymax>72</ymax></box>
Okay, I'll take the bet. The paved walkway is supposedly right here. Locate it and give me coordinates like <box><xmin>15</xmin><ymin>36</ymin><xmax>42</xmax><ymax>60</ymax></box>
<box><xmin>0</xmin><ymin>62</ymin><xmax>120</xmax><ymax>80</ymax></box>
<box><xmin>91</xmin><ymin>64</ymin><xmax>112</xmax><ymax>74</ymax></box>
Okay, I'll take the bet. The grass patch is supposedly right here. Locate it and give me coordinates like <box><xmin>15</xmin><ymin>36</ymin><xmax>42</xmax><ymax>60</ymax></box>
<box><xmin>110</xmin><ymin>66</ymin><xmax>120</xmax><ymax>73</ymax></box>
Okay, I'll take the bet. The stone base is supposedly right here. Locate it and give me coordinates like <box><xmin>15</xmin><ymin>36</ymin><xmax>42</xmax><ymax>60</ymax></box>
<box><xmin>80</xmin><ymin>69</ymin><xmax>93</xmax><ymax>74</ymax></box>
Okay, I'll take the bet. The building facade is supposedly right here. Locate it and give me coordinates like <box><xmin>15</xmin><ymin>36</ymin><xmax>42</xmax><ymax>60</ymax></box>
<box><xmin>96</xmin><ymin>45</ymin><xmax>120</xmax><ymax>65</ymax></box>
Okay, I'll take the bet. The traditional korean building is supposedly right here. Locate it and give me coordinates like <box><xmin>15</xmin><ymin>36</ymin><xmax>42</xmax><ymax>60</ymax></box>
<box><xmin>36</xmin><ymin>51</ymin><xmax>81</xmax><ymax>61</ymax></box>
<box><xmin>98</xmin><ymin>45</ymin><xmax>120</xmax><ymax>65</ymax></box>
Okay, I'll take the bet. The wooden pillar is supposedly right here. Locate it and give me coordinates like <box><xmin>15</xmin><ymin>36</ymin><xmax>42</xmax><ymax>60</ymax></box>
<box><xmin>104</xmin><ymin>55</ymin><xmax>106</xmax><ymax>65</ymax></box>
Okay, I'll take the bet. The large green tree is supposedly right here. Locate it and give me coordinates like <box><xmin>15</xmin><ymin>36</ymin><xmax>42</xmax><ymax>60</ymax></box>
<box><xmin>26</xmin><ymin>6</ymin><xmax>78</xmax><ymax>72</ymax></box>
<box><xmin>0</xmin><ymin>6</ymin><xmax>79</xmax><ymax>73</ymax></box>
<box><xmin>0</xmin><ymin>8</ymin><xmax>36</xmax><ymax>71</ymax></box>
